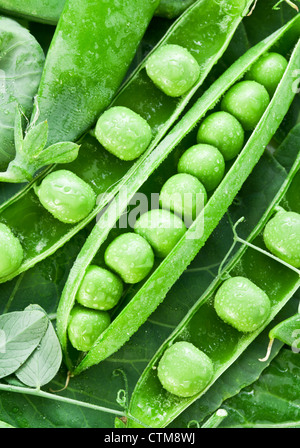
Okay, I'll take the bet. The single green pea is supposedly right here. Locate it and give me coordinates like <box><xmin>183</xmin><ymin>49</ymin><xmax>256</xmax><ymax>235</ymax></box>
<box><xmin>214</xmin><ymin>277</ymin><xmax>271</xmax><ymax>333</ymax></box>
<box><xmin>145</xmin><ymin>44</ymin><xmax>200</xmax><ymax>97</ymax></box>
<box><xmin>36</xmin><ymin>170</ymin><xmax>96</xmax><ymax>224</ymax></box>
<box><xmin>157</xmin><ymin>341</ymin><xmax>214</xmax><ymax>397</ymax></box>
<box><xmin>263</xmin><ymin>210</ymin><xmax>300</xmax><ymax>268</ymax></box>
<box><xmin>221</xmin><ymin>81</ymin><xmax>270</xmax><ymax>131</ymax></box>
<box><xmin>104</xmin><ymin>233</ymin><xmax>155</xmax><ymax>284</ymax></box>
<box><xmin>0</xmin><ymin>223</ymin><xmax>23</xmax><ymax>278</ymax></box>
<box><xmin>76</xmin><ymin>265</ymin><xmax>123</xmax><ymax>311</ymax></box>
<box><xmin>95</xmin><ymin>106</ymin><xmax>152</xmax><ymax>161</ymax></box>
<box><xmin>159</xmin><ymin>173</ymin><xmax>207</xmax><ymax>224</ymax></box>
<box><xmin>196</xmin><ymin>112</ymin><xmax>245</xmax><ymax>161</ymax></box>
<box><xmin>67</xmin><ymin>306</ymin><xmax>111</xmax><ymax>352</ymax></box>
<box><xmin>246</xmin><ymin>52</ymin><xmax>288</xmax><ymax>96</ymax></box>
<box><xmin>134</xmin><ymin>209</ymin><xmax>187</xmax><ymax>258</ymax></box>
<box><xmin>178</xmin><ymin>144</ymin><xmax>225</xmax><ymax>191</ymax></box>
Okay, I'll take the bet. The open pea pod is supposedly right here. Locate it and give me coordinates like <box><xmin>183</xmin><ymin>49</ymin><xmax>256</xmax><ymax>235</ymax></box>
<box><xmin>127</xmin><ymin>142</ymin><xmax>300</xmax><ymax>428</ymax></box>
<box><xmin>0</xmin><ymin>0</ymin><xmax>258</xmax><ymax>280</ymax></box>
<box><xmin>56</xmin><ymin>23</ymin><xmax>300</xmax><ymax>374</ymax></box>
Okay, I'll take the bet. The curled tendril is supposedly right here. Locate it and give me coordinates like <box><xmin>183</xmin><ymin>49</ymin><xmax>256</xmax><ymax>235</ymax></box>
<box><xmin>187</xmin><ymin>420</ymin><xmax>200</xmax><ymax>428</ymax></box>
<box><xmin>116</xmin><ymin>389</ymin><xmax>127</xmax><ymax>409</ymax></box>
<box><xmin>113</xmin><ymin>369</ymin><xmax>129</xmax><ymax>411</ymax></box>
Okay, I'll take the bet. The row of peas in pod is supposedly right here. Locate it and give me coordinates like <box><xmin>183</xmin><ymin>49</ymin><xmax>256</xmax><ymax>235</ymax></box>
<box><xmin>0</xmin><ymin>44</ymin><xmax>288</xmax><ymax>278</ymax></box>
<box><xmin>152</xmin><ymin>50</ymin><xmax>300</xmax><ymax>398</ymax></box>
<box><xmin>0</xmin><ymin>43</ymin><xmax>200</xmax><ymax>280</ymax></box>
<box><xmin>65</xmin><ymin>45</ymin><xmax>210</xmax><ymax>351</ymax></box>
<box><xmin>65</xmin><ymin>45</ymin><xmax>300</xmax><ymax>358</ymax></box>
<box><xmin>156</xmin><ymin>204</ymin><xmax>300</xmax><ymax>399</ymax></box>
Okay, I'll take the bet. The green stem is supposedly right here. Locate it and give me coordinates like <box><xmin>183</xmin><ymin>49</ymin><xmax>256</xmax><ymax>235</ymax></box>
<box><xmin>0</xmin><ymin>382</ymin><xmax>125</xmax><ymax>418</ymax></box>
<box><xmin>231</xmin><ymin>217</ymin><xmax>300</xmax><ymax>276</ymax></box>
<box><xmin>235</xmin><ymin>236</ymin><xmax>300</xmax><ymax>276</ymax></box>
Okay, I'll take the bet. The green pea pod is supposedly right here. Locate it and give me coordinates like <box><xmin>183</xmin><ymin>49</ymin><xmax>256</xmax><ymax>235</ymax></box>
<box><xmin>155</xmin><ymin>0</ymin><xmax>197</xmax><ymax>19</ymax></box>
<box><xmin>0</xmin><ymin>0</ymin><xmax>254</xmax><ymax>187</ymax></box>
<box><xmin>0</xmin><ymin>0</ymin><xmax>196</xmax><ymax>24</ymax></box>
<box><xmin>0</xmin><ymin>17</ymin><xmax>45</xmax><ymax>170</ymax></box>
<box><xmin>34</xmin><ymin>0</ymin><xmax>160</xmax><ymax>146</ymax></box>
<box><xmin>0</xmin><ymin>0</ymin><xmax>258</xmax><ymax>280</ymax></box>
<box><xmin>0</xmin><ymin>0</ymin><xmax>64</xmax><ymax>24</ymax></box>
<box><xmin>55</xmin><ymin>24</ymin><xmax>300</xmax><ymax>374</ymax></box>
<box><xmin>259</xmin><ymin>313</ymin><xmax>300</xmax><ymax>360</ymax></box>
<box><xmin>126</xmin><ymin>136</ymin><xmax>300</xmax><ymax>428</ymax></box>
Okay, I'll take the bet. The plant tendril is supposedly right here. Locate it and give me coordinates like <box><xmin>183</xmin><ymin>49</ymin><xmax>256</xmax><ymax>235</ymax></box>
<box><xmin>218</xmin><ymin>216</ymin><xmax>245</xmax><ymax>280</ymax></box>
<box><xmin>49</xmin><ymin>371</ymin><xmax>72</xmax><ymax>393</ymax></box>
<box><xmin>231</xmin><ymin>218</ymin><xmax>300</xmax><ymax>276</ymax></box>
<box><xmin>259</xmin><ymin>338</ymin><xmax>275</xmax><ymax>362</ymax></box>
<box><xmin>273</xmin><ymin>0</ymin><xmax>299</xmax><ymax>12</ymax></box>
<box><xmin>187</xmin><ymin>420</ymin><xmax>200</xmax><ymax>428</ymax></box>
<box><xmin>247</xmin><ymin>0</ymin><xmax>258</xmax><ymax>16</ymax></box>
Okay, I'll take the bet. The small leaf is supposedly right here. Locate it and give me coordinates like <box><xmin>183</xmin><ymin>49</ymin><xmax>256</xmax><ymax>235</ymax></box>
<box><xmin>23</xmin><ymin>120</ymin><xmax>48</xmax><ymax>157</ymax></box>
<box><xmin>0</xmin><ymin>310</ymin><xmax>48</xmax><ymax>379</ymax></box>
<box><xmin>35</xmin><ymin>142</ymin><xmax>80</xmax><ymax>167</ymax></box>
<box><xmin>15</xmin><ymin>318</ymin><xmax>63</xmax><ymax>388</ymax></box>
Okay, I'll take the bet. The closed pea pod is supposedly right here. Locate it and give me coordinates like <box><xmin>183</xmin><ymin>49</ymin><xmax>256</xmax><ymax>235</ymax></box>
<box><xmin>269</xmin><ymin>314</ymin><xmax>300</xmax><ymax>350</ymax></box>
<box><xmin>260</xmin><ymin>313</ymin><xmax>300</xmax><ymax>362</ymax></box>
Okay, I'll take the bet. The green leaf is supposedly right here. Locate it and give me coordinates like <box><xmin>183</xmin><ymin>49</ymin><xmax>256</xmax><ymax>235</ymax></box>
<box><xmin>0</xmin><ymin>420</ymin><xmax>14</xmax><ymax>428</ymax></box>
<box><xmin>23</xmin><ymin>121</ymin><xmax>48</xmax><ymax>158</ymax></box>
<box><xmin>221</xmin><ymin>348</ymin><xmax>300</xmax><ymax>428</ymax></box>
<box><xmin>15</xmin><ymin>319</ymin><xmax>62</xmax><ymax>388</ymax></box>
<box><xmin>13</xmin><ymin>304</ymin><xmax>62</xmax><ymax>388</ymax></box>
<box><xmin>0</xmin><ymin>17</ymin><xmax>45</xmax><ymax>170</ymax></box>
<box><xmin>35</xmin><ymin>142</ymin><xmax>80</xmax><ymax>167</ymax></box>
<box><xmin>0</xmin><ymin>310</ymin><xmax>49</xmax><ymax>379</ymax></box>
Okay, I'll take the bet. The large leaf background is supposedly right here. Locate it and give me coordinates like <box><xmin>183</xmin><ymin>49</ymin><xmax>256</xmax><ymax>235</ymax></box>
<box><xmin>0</xmin><ymin>0</ymin><xmax>299</xmax><ymax>428</ymax></box>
